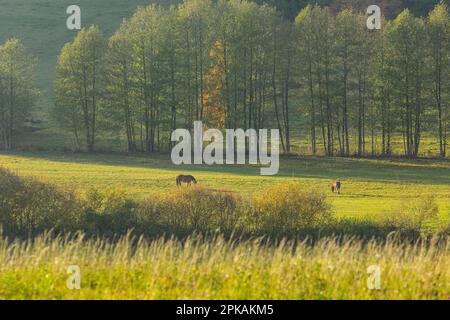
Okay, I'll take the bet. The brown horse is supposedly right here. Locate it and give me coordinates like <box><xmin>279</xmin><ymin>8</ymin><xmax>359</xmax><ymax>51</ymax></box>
<box><xmin>176</xmin><ymin>174</ymin><xmax>197</xmax><ymax>187</ymax></box>
<box><xmin>331</xmin><ymin>179</ymin><xmax>341</xmax><ymax>194</ymax></box>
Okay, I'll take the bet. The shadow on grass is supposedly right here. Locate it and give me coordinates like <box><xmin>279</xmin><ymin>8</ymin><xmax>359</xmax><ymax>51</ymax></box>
<box><xmin>1</xmin><ymin>150</ymin><xmax>450</xmax><ymax>185</ymax></box>
<box><xmin>5</xmin><ymin>219</ymin><xmax>447</xmax><ymax>248</ymax></box>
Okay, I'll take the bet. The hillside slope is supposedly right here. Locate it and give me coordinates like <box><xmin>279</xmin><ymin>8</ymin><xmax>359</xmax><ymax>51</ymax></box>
<box><xmin>0</xmin><ymin>0</ymin><xmax>176</xmax><ymax>123</ymax></box>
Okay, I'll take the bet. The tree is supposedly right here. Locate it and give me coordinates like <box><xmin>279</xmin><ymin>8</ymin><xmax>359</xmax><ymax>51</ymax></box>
<box><xmin>372</xmin><ymin>20</ymin><xmax>396</xmax><ymax>156</ymax></box>
<box><xmin>353</xmin><ymin>13</ymin><xmax>373</xmax><ymax>157</ymax></box>
<box><xmin>428</xmin><ymin>2</ymin><xmax>450</xmax><ymax>157</ymax></box>
<box><xmin>55</xmin><ymin>26</ymin><xmax>106</xmax><ymax>152</ymax></box>
<box><xmin>128</xmin><ymin>5</ymin><xmax>178</xmax><ymax>152</ymax></box>
<box><xmin>389</xmin><ymin>10</ymin><xmax>426</xmax><ymax>157</ymax></box>
<box><xmin>0</xmin><ymin>39</ymin><xmax>38</xmax><ymax>150</ymax></box>
<box><xmin>295</xmin><ymin>5</ymin><xmax>317</xmax><ymax>154</ymax></box>
<box><xmin>179</xmin><ymin>0</ymin><xmax>214</xmax><ymax>123</ymax></box>
<box><xmin>334</xmin><ymin>9</ymin><xmax>358</xmax><ymax>156</ymax></box>
<box><xmin>105</xmin><ymin>20</ymin><xmax>137</xmax><ymax>152</ymax></box>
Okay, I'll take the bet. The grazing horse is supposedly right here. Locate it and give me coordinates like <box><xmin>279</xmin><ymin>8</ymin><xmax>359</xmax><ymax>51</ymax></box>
<box><xmin>176</xmin><ymin>174</ymin><xmax>197</xmax><ymax>187</ymax></box>
<box><xmin>331</xmin><ymin>179</ymin><xmax>341</xmax><ymax>194</ymax></box>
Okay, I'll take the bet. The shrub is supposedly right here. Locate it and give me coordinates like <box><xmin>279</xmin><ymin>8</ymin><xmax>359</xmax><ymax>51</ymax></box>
<box><xmin>381</xmin><ymin>195</ymin><xmax>440</xmax><ymax>236</ymax></box>
<box><xmin>0</xmin><ymin>167</ymin><xmax>83</xmax><ymax>236</ymax></box>
<box><xmin>138</xmin><ymin>186</ymin><xmax>240</xmax><ymax>235</ymax></box>
<box><xmin>82</xmin><ymin>188</ymin><xmax>138</xmax><ymax>236</ymax></box>
<box><xmin>248</xmin><ymin>182</ymin><xmax>332</xmax><ymax>234</ymax></box>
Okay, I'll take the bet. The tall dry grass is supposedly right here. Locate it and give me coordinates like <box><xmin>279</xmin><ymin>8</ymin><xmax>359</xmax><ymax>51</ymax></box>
<box><xmin>0</xmin><ymin>233</ymin><xmax>448</xmax><ymax>299</ymax></box>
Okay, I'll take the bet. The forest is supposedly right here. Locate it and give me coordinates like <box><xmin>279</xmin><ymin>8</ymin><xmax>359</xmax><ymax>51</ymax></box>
<box><xmin>0</xmin><ymin>0</ymin><xmax>449</xmax><ymax>158</ymax></box>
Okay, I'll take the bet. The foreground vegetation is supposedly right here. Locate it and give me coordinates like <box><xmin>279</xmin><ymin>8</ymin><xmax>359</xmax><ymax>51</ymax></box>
<box><xmin>0</xmin><ymin>233</ymin><xmax>448</xmax><ymax>299</ymax></box>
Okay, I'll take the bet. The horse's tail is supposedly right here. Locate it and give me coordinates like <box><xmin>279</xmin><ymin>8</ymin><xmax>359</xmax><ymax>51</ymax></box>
<box><xmin>176</xmin><ymin>176</ymin><xmax>180</xmax><ymax>186</ymax></box>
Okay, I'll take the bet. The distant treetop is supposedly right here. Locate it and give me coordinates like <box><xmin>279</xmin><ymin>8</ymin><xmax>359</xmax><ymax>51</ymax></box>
<box><xmin>246</xmin><ymin>0</ymin><xmax>449</xmax><ymax>20</ymax></box>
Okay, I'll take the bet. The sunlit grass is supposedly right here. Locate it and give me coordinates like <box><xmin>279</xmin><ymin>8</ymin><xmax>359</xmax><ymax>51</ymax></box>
<box><xmin>1</xmin><ymin>151</ymin><xmax>449</xmax><ymax>222</ymax></box>
<box><xmin>0</xmin><ymin>233</ymin><xmax>448</xmax><ymax>300</ymax></box>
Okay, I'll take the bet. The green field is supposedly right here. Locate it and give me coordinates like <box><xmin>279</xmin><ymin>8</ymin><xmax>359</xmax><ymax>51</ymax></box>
<box><xmin>1</xmin><ymin>150</ymin><xmax>449</xmax><ymax>222</ymax></box>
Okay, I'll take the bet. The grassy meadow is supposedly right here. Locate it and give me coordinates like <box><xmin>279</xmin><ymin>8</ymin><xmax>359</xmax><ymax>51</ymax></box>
<box><xmin>1</xmin><ymin>150</ymin><xmax>449</xmax><ymax>221</ymax></box>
